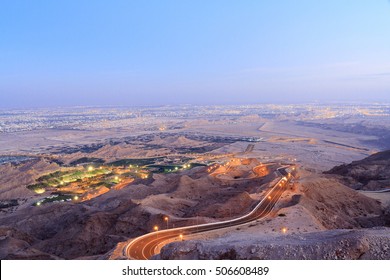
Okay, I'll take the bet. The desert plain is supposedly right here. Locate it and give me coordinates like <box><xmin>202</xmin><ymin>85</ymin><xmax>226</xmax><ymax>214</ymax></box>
<box><xmin>0</xmin><ymin>104</ymin><xmax>389</xmax><ymax>259</ymax></box>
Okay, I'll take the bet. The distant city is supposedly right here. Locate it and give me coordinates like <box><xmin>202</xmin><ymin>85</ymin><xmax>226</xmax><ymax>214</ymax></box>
<box><xmin>1</xmin><ymin>103</ymin><xmax>389</xmax><ymax>133</ymax></box>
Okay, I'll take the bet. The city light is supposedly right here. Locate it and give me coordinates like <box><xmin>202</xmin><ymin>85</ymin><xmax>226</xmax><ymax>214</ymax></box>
<box><xmin>164</xmin><ymin>216</ymin><xmax>169</xmax><ymax>229</ymax></box>
<box><xmin>34</xmin><ymin>188</ymin><xmax>45</xmax><ymax>194</ymax></box>
<box><xmin>7</xmin><ymin>101</ymin><xmax>389</xmax><ymax>262</ymax></box>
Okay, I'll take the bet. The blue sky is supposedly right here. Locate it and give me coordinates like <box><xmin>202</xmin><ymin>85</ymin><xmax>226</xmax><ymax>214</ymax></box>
<box><xmin>1</xmin><ymin>0</ymin><xmax>389</xmax><ymax>108</ymax></box>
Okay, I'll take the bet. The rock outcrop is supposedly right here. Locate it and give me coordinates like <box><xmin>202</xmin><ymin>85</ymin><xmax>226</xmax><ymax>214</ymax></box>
<box><xmin>296</xmin><ymin>177</ymin><xmax>384</xmax><ymax>229</ymax></box>
<box><xmin>325</xmin><ymin>150</ymin><xmax>390</xmax><ymax>191</ymax></box>
<box><xmin>0</xmin><ymin>159</ymin><xmax>268</xmax><ymax>259</ymax></box>
<box><xmin>157</xmin><ymin>228</ymin><xmax>390</xmax><ymax>260</ymax></box>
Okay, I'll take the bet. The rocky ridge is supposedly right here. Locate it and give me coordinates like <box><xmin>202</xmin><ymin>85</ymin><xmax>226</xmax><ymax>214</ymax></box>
<box><xmin>325</xmin><ymin>150</ymin><xmax>390</xmax><ymax>191</ymax></box>
<box><xmin>157</xmin><ymin>227</ymin><xmax>390</xmax><ymax>260</ymax></box>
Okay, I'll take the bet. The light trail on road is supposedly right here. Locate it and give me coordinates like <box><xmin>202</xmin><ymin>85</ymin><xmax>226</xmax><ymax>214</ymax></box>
<box><xmin>124</xmin><ymin>166</ymin><xmax>293</xmax><ymax>260</ymax></box>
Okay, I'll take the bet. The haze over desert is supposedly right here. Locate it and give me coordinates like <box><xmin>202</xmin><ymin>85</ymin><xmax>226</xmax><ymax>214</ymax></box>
<box><xmin>1</xmin><ymin>4</ymin><xmax>390</xmax><ymax>277</ymax></box>
<box><xmin>0</xmin><ymin>104</ymin><xmax>389</xmax><ymax>260</ymax></box>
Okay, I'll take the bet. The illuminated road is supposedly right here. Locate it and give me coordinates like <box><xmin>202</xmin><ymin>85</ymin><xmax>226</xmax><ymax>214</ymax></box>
<box><xmin>124</xmin><ymin>166</ymin><xmax>293</xmax><ymax>260</ymax></box>
<box><xmin>211</xmin><ymin>161</ymin><xmax>271</xmax><ymax>181</ymax></box>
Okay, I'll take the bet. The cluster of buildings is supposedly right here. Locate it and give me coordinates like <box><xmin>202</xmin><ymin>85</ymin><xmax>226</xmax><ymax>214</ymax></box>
<box><xmin>1</xmin><ymin>103</ymin><xmax>389</xmax><ymax>133</ymax></box>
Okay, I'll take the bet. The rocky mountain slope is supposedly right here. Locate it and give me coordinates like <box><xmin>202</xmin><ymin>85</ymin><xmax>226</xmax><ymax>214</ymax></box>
<box><xmin>325</xmin><ymin>150</ymin><xmax>390</xmax><ymax>191</ymax></box>
<box><xmin>0</xmin><ymin>161</ymin><xmax>270</xmax><ymax>259</ymax></box>
<box><xmin>1</xmin><ymin>152</ymin><xmax>389</xmax><ymax>260</ymax></box>
<box><xmin>156</xmin><ymin>170</ymin><xmax>390</xmax><ymax>260</ymax></box>
<box><xmin>157</xmin><ymin>227</ymin><xmax>390</xmax><ymax>260</ymax></box>
<box><xmin>292</xmin><ymin>177</ymin><xmax>385</xmax><ymax>229</ymax></box>
<box><xmin>0</xmin><ymin>159</ymin><xmax>59</xmax><ymax>201</ymax></box>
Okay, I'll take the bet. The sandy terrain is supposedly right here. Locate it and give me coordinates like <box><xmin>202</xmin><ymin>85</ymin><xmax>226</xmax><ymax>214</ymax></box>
<box><xmin>1</xmin><ymin>108</ymin><xmax>389</xmax><ymax>259</ymax></box>
<box><xmin>0</xmin><ymin>159</ymin><xmax>59</xmax><ymax>201</ymax></box>
<box><xmin>1</xmin><ymin>116</ymin><xmax>377</xmax><ymax>172</ymax></box>
<box><xmin>158</xmin><ymin>169</ymin><xmax>383</xmax><ymax>243</ymax></box>
<box><xmin>0</xmin><ymin>159</ymin><xmax>280</xmax><ymax>259</ymax></box>
<box><xmin>158</xmin><ymin>227</ymin><xmax>390</xmax><ymax>260</ymax></box>
<box><xmin>359</xmin><ymin>192</ymin><xmax>390</xmax><ymax>206</ymax></box>
<box><xmin>155</xmin><ymin>169</ymin><xmax>389</xmax><ymax>260</ymax></box>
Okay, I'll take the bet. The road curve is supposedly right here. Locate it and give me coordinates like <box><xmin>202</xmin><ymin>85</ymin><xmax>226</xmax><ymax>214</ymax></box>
<box><xmin>124</xmin><ymin>166</ymin><xmax>292</xmax><ymax>260</ymax></box>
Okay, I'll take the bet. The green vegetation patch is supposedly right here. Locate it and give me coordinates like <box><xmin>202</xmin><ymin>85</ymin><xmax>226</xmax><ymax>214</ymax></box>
<box><xmin>109</xmin><ymin>157</ymin><xmax>163</xmax><ymax>167</ymax></box>
<box><xmin>89</xmin><ymin>181</ymin><xmax>114</xmax><ymax>189</ymax></box>
<box><xmin>147</xmin><ymin>164</ymin><xmax>183</xmax><ymax>173</ymax></box>
<box><xmin>37</xmin><ymin>171</ymin><xmax>68</xmax><ymax>182</ymax></box>
<box><xmin>35</xmin><ymin>194</ymin><xmax>74</xmax><ymax>206</ymax></box>
<box><xmin>189</xmin><ymin>163</ymin><xmax>207</xmax><ymax>167</ymax></box>
<box><xmin>35</xmin><ymin>168</ymin><xmax>111</xmax><ymax>187</ymax></box>
<box><xmin>27</xmin><ymin>183</ymin><xmax>47</xmax><ymax>192</ymax></box>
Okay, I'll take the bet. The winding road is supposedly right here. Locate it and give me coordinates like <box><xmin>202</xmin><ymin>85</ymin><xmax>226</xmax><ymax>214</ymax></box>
<box><xmin>123</xmin><ymin>166</ymin><xmax>293</xmax><ymax>260</ymax></box>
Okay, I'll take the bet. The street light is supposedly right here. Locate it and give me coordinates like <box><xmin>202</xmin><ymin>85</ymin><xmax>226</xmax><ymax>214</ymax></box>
<box><xmin>153</xmin><ymin>225</ymin><xmax>159</xmax><ymax>238</ymax></box>
<box><xmin>164</xmin><ymin>216</ymin><xmax>169</xmax><ymax>229</ymax></box>
<box><xmin>282</xmin><ymin>227</ymin><xmax>287</xmax><ymax>234</ymax></box>
<box><xmin>179</xmin><ymin>234</ymin><xmax>183</xmax><ymax>241</ymax></box>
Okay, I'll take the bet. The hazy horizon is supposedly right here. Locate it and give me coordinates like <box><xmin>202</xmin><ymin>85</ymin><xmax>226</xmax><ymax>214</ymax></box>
<box><xmin>1</xmin><ymin>1</ymin><xmax>389</xmax><ymax>108</ymax></box>
<box><xmin>2</xmin><ymin>100</ymin><xmax>390</xmax><ymax>111</ymax></box>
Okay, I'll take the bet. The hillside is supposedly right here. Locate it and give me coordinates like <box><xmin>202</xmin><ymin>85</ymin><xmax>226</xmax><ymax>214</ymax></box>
<box><xmin>156</xmin><ymin>171</ymin><xmax>390</xmax><ymax>260</ymax></box>
<box><xmin>325</xmin><ymin>150</ymin><xmax>390</xmax><ymax>191</ymax></box>
<box><xmin>0</xmin><ymin>159</ymin><xmax>270</xmax><ymax>259</ymax></box>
